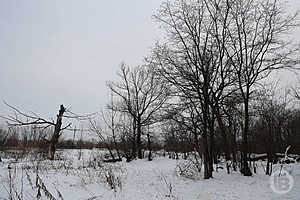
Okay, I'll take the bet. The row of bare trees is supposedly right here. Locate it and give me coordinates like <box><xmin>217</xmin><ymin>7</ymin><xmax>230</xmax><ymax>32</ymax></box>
<box><xmin>100</xmin><ymin>0</ymin><xmax>299</xmax><ymax>179</ymax></box>
<box><xmin>1</xmin><ymin>0</ymin><xmax>299</xmax><ymax>180</ymax></box>
<box><xmin>145</xmin><ymin>0</ymin><xmax>299</xmax><ymax>178</ymax></box>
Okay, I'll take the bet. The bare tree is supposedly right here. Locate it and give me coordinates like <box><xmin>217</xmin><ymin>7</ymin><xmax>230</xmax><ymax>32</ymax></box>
<box><xmin>163</xmin><ymin>101</ymin><xmax>201</xmax><ymax>160</ymax></box>
<box><xmin>221</xmin><ymin>0</ymin><xmax>300</xmax><ymax>176</ymax></box>
<box><xmin>151</xmin><ymin>0</ymin><xmax>299</xmax><ymax>178</ymax></box>
<box><xmin>103</xmin><ymin>93</ymin><xmax>122</xmax><ymax>160</ymax></box>
<box><xmin>151</xmin><ymin>0</ymin><xmax>237</xmax><ymax>179</ymax></box>
<box><xmin>107</xmin><ymin>64</ymin><xmax>170</xmax><ymax>159</ymax></box>
<box><xmin>89</xmin><ymin>93</ymin><xmax>123</xmax><ymax>162</ymax></box>
<box><xmin>1</xmin><ymin>102</ymin><xmax>93</xmax><ymax>160</ymax></box>
<box><xmin>253</xmin><ymin>86</ymin><xmax>291</xmax><ymax>175</ymax></box>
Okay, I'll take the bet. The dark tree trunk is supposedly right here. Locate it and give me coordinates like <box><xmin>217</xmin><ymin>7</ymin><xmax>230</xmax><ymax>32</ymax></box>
<box><xmin>131</xmin><ymin>118</ymin><xmax>137</xmax><ymax>159</ymax></box>
<box><xmin>106</xmin><ymin>143</ymin><xmax>116</xmax><ymax>161</ymax></box>
<box><xmin>131</xmin><ymin>136</ymin><xmax>136</xmax><ymax>159</ymax></box>
<box><xmin>215</xmin><ymin>106</ymin><xmax>231</xmax><ymax>174</ymax></box>
<box><xmin>137</xmin><ymin>120</ymin><xmax>142</xmax><ymax>159</ymax></box>
<box><xmin>193</xmin><ymin>128</ymin><xmax>201</xmax><ymax>155</ymax></box>
<box><xmin>232</xmin><ymin>129</ymin><xmax>237</xmax><ymax>171</ymax></box>
<box><xmin>48</xmin><ymin>143</ymin><xmax>56</xmax><ymax>160</ymax></box>
<box><xmin>47</xmin><ymin>105</ymin><xmax>66</xmax><ymax>160</ymax></box>
<box><xmin>241</xmin><ymin>100</ymin><xmax>252</xmax><ymax>176</ymax></box>
<box><xmin>266</xmin><ymin>151</ymin><xmax>274</xmax><ymax>175</ymax></box>
<box><xmin>266</xmin><ymin>122</ymin><xmax>274</xmax><ymax>175</ymax></box>
<box><xmin>266</xmin><ymin>154</ymin><xmax>270</xmax><ymax>175</ymax></box>
<box><xmin>147</xmin><ymin>133</ymin><xmax>152</xmax><ymax>161</ymax></box>
<box><xmin>202</xmin><ymin>76</ymin><xmax>212</xmax><ymax>179</ymax></box>
<box><xmin>209</xmin><ymin>135</ymin><xmax>214</xmax><ymax>176</ymax></box>
<box><xmin>209</xmin><ymin>117</ymin><xmax>215</xmax><ymax>177</ymax></box>
<box><xmin>203</xmin><ymin>133</ymin><xmax>211</xmax><ymax>179</ymax></box>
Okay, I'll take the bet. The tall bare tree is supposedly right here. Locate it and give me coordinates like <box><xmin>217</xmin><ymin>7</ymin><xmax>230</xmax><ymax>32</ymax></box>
<box><xmin>107</xmin><ymin>64</ymin><xmax>170</xmax><ymax>159</ymax></box>
<box><xmin>151</xmin><ymin>0</ymin><xmax>237</xmax><ymax>179</ymax></box>
<box><xmin>253</xmin><ymin>86</ymin><xmax>291</xmax><ymax>175</ymax></box>
<box><xmin>151</xmin><ymin>0</ymin><xmax>299</xmax><ymax>178</ymax></box>
<box><xmin>223</xmin><ymin>0</ymin><xmax>300</xmax><ymax>176</ymax></box>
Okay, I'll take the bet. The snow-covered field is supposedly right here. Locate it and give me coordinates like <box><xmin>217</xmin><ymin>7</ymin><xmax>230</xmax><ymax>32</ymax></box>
<box><xmin>0</xmin><ymin>149</ymin><xmax>299</xmax><ymax>200</ymax></box>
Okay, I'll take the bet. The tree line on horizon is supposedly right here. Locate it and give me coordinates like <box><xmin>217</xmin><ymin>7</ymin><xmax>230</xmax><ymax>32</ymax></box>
<box><xmin>1</xmin><ymin>0</ymin><xmax>300</xmax><ymax>179</ymax></box>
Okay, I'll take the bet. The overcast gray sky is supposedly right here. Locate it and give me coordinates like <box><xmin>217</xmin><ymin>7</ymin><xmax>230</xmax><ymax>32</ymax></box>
<box><xmin>0</xmin><ymin>0</ymin><xmax>299</xmax><ymax>126</ymax></box>
<box><xmin>0</xmin><ymin>0</ymin><xmax>163</xmax><ymax>121</ymax></box>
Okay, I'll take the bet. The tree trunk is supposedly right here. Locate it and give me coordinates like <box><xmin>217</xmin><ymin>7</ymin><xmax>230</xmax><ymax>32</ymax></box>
<box><xmin>202</xmin><ymin>75</ymin><xmax>212</xmax><ymax>179</ymax></box>
<box><xmin>137</xmin><ymin>120</ymin><xmax>142</xmax><ymax>159</ymax></box>
<box><xmin>209</xmin><ymin>117</ymin><xmax>215</xmax><ymax>177</ymax></box>
<box><xmin>203</xmin><ymin>133</ymin><xmax>211</xmax><ymax>179</ymax></box>
<box><xmin>266</xmin><ymin>154</ymin><xmax>270</xmax><ymax>175</ymax></box>
<box><xmin>147</xmin><ymin>133</ymin><xmax>152</xmax><ymax>161</ymax></box>
<box><xmin>215</xmin><ymin>106</ymin><xmax>231</xmax><ymax>174</ymax></box>
<box><xmin>48</xmin><ymin>141</ymin><xmax>56</xmax><ymax>160</ymax></box>
<box><xmin>232</xmin><ymin>129</ymin><xmax>237</xmax><ymax>171</ymax></box>
<box><xmin>241</xmin><ymin>100</ymin><xmax>252</xmax><ymax>176</ymax></box>
<box><xmin>47</xmin><ymin>105</ymin><xmax>65</xmax><ymax>160</ymax></box>
<box><xmin>131</xmin><ymin>118</ymin><xmax>137</xmax><ymax>159</ymax></box>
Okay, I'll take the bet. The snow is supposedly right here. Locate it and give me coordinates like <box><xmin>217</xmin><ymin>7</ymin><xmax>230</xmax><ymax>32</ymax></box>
<box><xmin>0</xmin><ymin>149</ymin><xmax>299</xmax><ymax>200</ymax></box>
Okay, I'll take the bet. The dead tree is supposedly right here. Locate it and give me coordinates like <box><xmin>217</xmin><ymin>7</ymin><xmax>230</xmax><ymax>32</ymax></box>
<box><xmin>1</xmin><ymin>102</ymin><xmax>93</xmax><ymax>160</ymax></box>
<box><xmin>47</xmin><ymin>105</ymin><xmax>66</xmax><ymax>160</ymax></box>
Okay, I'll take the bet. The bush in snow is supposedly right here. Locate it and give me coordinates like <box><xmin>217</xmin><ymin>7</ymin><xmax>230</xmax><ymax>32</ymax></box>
<box><xmin>101</xmin><ymin>164</ymin><xmax>124</xmax><ymax>191</ymax></box>
<box><xmin>176</xmin><ymin>158</ymin><xmax>202</xmax><ymax>180</ymax></box>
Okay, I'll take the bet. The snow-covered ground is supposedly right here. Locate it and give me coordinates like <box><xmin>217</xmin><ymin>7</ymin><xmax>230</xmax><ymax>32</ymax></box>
<box><xmin>0</xmin><ymin>149</ymin><xmax>299</xmax><ymax>200</ymax></box>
